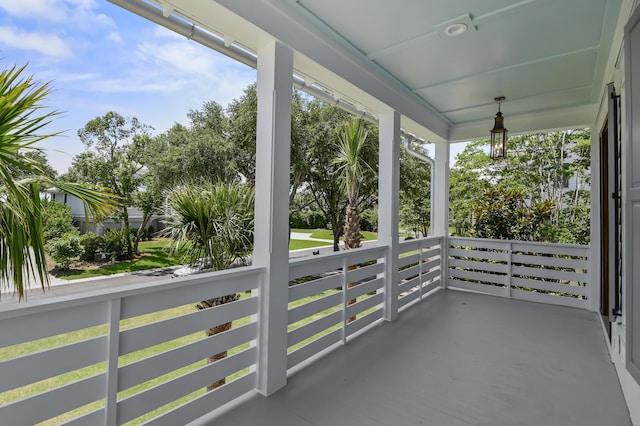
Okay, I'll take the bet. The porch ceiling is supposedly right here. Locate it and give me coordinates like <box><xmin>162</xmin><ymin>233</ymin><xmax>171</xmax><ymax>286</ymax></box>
<box><xmin>153</xmin><ymin>0</ymin><xmax>627</xmax><ymax>141</ymax></box>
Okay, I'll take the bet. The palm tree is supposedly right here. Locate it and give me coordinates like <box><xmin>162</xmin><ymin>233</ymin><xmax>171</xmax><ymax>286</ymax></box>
<box><xmin>164</xmin><ymin>181</ymin><xmax>254</xmax><ymax>390</ymax></box>
<box><xmin>334</xmin><ymin>119</ymin><xmax>373</xmax><ymax>321</ymax></box>
<box><xmin>0</xmin><ymin>65</ymin><xmax>118</xmax><ymax>300</ymax></box>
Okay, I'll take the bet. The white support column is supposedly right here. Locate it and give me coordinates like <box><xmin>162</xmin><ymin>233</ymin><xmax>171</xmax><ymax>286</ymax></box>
<box><xmin>433</xmin><ymin>142</ymin><xmax>450</xmax><ymax>237</ymax></box>
<box><xmin>378</xmin><ymin>110</ymin><xmax>401</xmax><ymax>322</ymax></box>
<box><xmin>433</xmin><ymin>142</ymin><xmax>450</xmax><ymax>289</ymax></box>
<box><xmin>588</xmin><ymin>127</ymin><xmax>601</xmax><ymax>313</ymax></box>
<box><xmin>253</xmin><ymin>40</ymin><xmax>292</xmax><ymax>396</ymax></box>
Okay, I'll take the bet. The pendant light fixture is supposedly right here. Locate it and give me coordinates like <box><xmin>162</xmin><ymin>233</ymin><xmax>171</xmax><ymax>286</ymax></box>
<box><xmin>490</xmin><ymin>96</ymin><xmax>507</xmax><ymax>159</ymax></box>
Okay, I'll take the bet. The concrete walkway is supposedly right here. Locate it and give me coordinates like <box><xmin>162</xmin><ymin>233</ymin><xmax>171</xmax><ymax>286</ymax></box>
<box><xmin>290</xmin><ymin>231</ymin><xmax>334</xmax><ymax>243</ymax></box>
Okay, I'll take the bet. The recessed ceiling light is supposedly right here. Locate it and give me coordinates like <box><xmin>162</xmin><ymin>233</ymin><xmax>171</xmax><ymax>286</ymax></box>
<box><xmin>444</xmin><ymin>23</ymin><xmax>468</xmax><ymax>36</ymax></box>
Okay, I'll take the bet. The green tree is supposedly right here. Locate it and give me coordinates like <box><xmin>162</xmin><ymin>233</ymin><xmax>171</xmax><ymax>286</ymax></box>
<box><xmin>11</xmin><ymin>151</ymin><xmax>57</xmax><ymax>182</ymax></box>
<box><xmin>46</xmin><ymin>235</ymin><xmax>83</xmax><ymax>270</ymax></box>
<box><xmin>333</xmin><ymin>119</ymin><xmax>374</xmax><ymax>323</ymax></box>
<box><xmin>450</xmin><ymin>131</ymin><xmax>590</xmax><ymax>243</ymax></box>
<box><xmin>163</xmin><ymin>181</ymin><xmax>254</xmax><ymax>390</ymax></box>
<box><xmin>70</xmin><ymin>111</ymin><xmax>151</xmax><ymax>258</ymax></box>
<box><xmin>473</xmin><ymin>186</ymin><xmax>554</xmax><ymax>241</ymax></box>
<box><xmin>0</xmin><ymin>64</ymin><xmax>117</xmax><ymax>299</ymax></box>
<box><xmin>449</xmin><ymin>140</ymin><xmax>492</xmax><ymax>236</ymax></box>
<box><xmin>226</xmin><ymin>84</ymin><xmax>258</xmax><ymax>183</ymax></box>
<box><xmin>146</xmin><ymin>102</ymin><xmax>238</xmax><ymax>189</ymax></box>
<box><xmin>334</xmin><ymin>119</ymin><xmax>373</xmax><ymax>250</ymax></box>
<box><xmin>300</xmin><ymin>100</ymin><xmax>378</xmax><ymax>250</ymax></box>
<box><xmin>42</xmin><ymin>199</ymin><xmax>77</xmax><ymax>242</ymax></box>
<box><xmin>399</xmin><ymin>143</ymin><xmax>432</xmax><ymax>237</ymax></box>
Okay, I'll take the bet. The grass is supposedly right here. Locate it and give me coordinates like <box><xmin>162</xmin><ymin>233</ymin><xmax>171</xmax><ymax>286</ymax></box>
<box><xmin>55</xmin><ymin>239</ymin><xmax>331</xmax><ymax>280</ymax></box>
<box><xmin>289</xmin><ymin>239</ymin><xmax>331</xmax><ymax>250</ymax></box>
<box><xmin>54</xmin><ymin>240</ymin><xmax>182</xmax><ymax>280</ymax></box>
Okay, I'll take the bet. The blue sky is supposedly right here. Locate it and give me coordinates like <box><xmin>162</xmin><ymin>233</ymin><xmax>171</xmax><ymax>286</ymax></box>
<box><xmin>0</xmin><ymin>0</ymin><xmax>466</xmax><ymax>174</ymax></box>
<box><xmin>0</xmin><ymin>0</ymin><xmax>256</xmax><ymax>173</ymax></box>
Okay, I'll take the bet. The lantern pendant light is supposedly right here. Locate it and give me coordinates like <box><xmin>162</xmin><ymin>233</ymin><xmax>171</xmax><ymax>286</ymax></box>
<box><xmin>490</xmin><ymin>96</ymin><xmax>507</xmax><ymax>159</ymax></box>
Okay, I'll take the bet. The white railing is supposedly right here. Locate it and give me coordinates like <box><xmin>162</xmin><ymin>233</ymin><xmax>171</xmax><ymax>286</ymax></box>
<box><xmin>2</xmin><ymin>235</ymin><xmax>590</xmax><ymax>425</ymax></box>
<box><xmin>287</xmin><ymin>245</ymin><xmax>387</xmax><ymax>372</ymax></box>
<box><xmin>448</xmin><ymin>237</ymin><xmax>590</xmax><ymax>309</ymax></box>
<box><xmin>397</xmin><ymin>236</ymin><xmax>444</xmax><ymax>311</ymax></box>
<box><xmin>0</xmin><ymin>267</ymin><xmax>264</xmax><ymax>425</ymax></box>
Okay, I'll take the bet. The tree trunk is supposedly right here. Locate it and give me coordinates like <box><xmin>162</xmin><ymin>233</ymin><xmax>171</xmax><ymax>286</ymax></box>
<box><xmin>343</xmin><ymin>199</ymin><xmax>361</xmax><ymax>322</ymax></box>
<box><xmin>133</xmin><ymin>212</ymin><xmax>153</xmax><ymax>255</ymax></box>
<box><xmin>121</xmin><ymin>206</ymin><xmax>134</xmax><ymax>259</ymax></box>
<box><xmin>343</xmin><ymin>201</ymin><xmax>361</xmax><ymax>250</ymax></box>
<box><xmin>330</xmin><ymin>216</ymin><xmax>341</xmax><ymax>252</ymax></box>
<box><xmin>196</xmin><ymin>293</ymin><xmax>241</xmax><ymax>391</ymax></box>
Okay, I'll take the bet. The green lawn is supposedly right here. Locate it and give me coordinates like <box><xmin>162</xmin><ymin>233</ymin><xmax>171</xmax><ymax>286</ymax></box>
<box><xmin>289</xmin><ymin>239</ymin><xmax>331</xmax><ymax>250</ymax></box>
<box><xmin>55</xmin><ymin>240</ymin><xmax>183</xmax><ymax>280</ymax></box>
<box><xmin>55</xmin><ymin>239</ymin><xmax>332</xmax><ymax>280</ymax></box>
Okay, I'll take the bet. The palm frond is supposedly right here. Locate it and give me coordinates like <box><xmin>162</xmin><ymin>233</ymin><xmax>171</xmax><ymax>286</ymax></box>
<box><xmin>163</xmin><ymin>181</ymin><xmax>254</xmax><ymax>271</ymax></box>
<box><xmin>333</xmin><ymin>119</ymin><xmax>373</xmax><ymax>202</ymax></box>
<box><xmin>0</xmin><ymin>64</ymin><xmax>120</xmax><ymax>299</ymax></box>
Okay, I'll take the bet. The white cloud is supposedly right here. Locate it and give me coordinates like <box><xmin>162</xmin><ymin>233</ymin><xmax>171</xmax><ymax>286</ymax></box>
<box><xmin>86</xmin><ymin>77</ymin><xmax>186</xmax><ymax>93</ymax></box>
<box><xmin>55</xmin><ymin>72</ymin><xmax>100</xmax><ymax>83</ymax></box>
<box><xmin>0</xmin><ymin>0</ymin><xmax>114</xmax><ymax>29</ymax></box>
<box><xmin>0</xmin><ymin>0</ymin><xmax>66</xmax><ymax>21</ymax></box>
<box><xmin>107</xmin><ymin>31</ymin><xmax>122</xmax><ymax>43</ymax></box>
<box><xmin>137</xmin><ymin>40</ymin><xmax>219</xmax><ymax>76</ymax></box>
<box><xmin>153</xmin><ymin>26</ymin><xmax>184</xmax><ymax>40</ymax></box>
<box><xmin>0</xmin><ymin>26</ymin><xmax>73</xmax><ymax>58</ymax></box>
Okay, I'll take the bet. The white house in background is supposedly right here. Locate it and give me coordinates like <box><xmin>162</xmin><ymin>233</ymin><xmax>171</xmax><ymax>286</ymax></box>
<box><xmin>43</xmin><ymin>188</ymin><xmax>164</xmax><ymax>235</ymax></box>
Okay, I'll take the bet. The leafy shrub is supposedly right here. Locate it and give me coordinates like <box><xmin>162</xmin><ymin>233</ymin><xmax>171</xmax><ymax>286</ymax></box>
<box><xmin>473</xmin><ymin>186</ymin><xmax>553</xmax><ymax>241</ymax></box>
<box><xmin>289</xmin><ymin>210</ymin><xmax>326</xmax><ymax>229</ymax></box>
<box><xmin>104</xmin><ymin>228</ymin><xmax>132</xmax><ymax>260</ymax></box>
<box><xmin>46</xmin><ymin>234</ymin><xmax>83</xmax><ymax>270</ymax></box>
<box><xmin>42</xmin><ymin>199</ymin><xmax>78</xmax><ymax>242</ymax></box>
<box><xmin>79</xmin><ymin>232</ymin><xmax>106</xmax><ymax>261</ymax></box>
<box><xmin>306</xmin><ymin>211</ymin><xmax>326</xmax><ymax>229</ymax></box>
<box><xmin>289</xmin><ymin>211</ymin><xmax>306</xmax><ymax>229</ymax></box>
<box><xmin>360</xmin><ymin>210</ymin><xmax>378</xmax><ymax>232</ymax></box>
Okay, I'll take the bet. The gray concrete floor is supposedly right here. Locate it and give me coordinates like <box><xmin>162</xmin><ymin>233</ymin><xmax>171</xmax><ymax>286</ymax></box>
<box><xmin>211</xmin><ymin>290</ymin><xmax>631</xmax><ymax>426</ymax></box>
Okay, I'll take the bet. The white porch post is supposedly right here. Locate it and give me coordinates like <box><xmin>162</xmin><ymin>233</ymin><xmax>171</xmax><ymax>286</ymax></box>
<box><xmin>589</xmin><ymin>126</ymin><xmax>601</xmax><ymax>313</ymax></box>
<box><xmin>433</xmin><ymin>142</ymin><xmax>450</xmax><ymax>288</ymax></box>
<box><xmin>378</xmin><ymin>109</ymin><xmax>401</xmax><ymax>322</ymax></box>
<box><xmin>253</xmin><ymin>40</ymin><xmax>292</xmax><ymax>396</ymax></box>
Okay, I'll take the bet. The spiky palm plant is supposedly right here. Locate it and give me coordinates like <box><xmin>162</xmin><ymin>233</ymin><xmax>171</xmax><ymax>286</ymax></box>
<box><xmin>334</xmin><ymin>119</ymin><xmax>372</xmax><ymax>250</ymax></box>
<box><xmin>164</xmin><ymin>181</ymin><xmax>254</xmax><ymax>390</ymax></box>
<box><xmin>0</xmin><ymin>65</ymin><xmax>118</xmax><ymax>299</ymax></box>
<box><xmin>334</xmin><ymin>119</ymin><xmax>372</xmax><ymax>321</ymax></box>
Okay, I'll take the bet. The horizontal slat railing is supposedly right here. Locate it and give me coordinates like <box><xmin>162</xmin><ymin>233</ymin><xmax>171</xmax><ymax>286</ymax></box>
<box><xmin>287</xmin><ymin>246</ymin><xmax>387</xmax><ymax>372</ymax></box>
<box><xmin>0</xmin><ymin>267</ymin><xmax>264</xmax><ymax>425</ymax></box>
<box><xmin>397</xmin><ymin>236</ymin><xmax>444</xmax><ymax>311</ymax></box>
<box><xmin>448</xmin><ymin>237</ymin><xmax>590</xmax><ymax>309</ymax></box>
